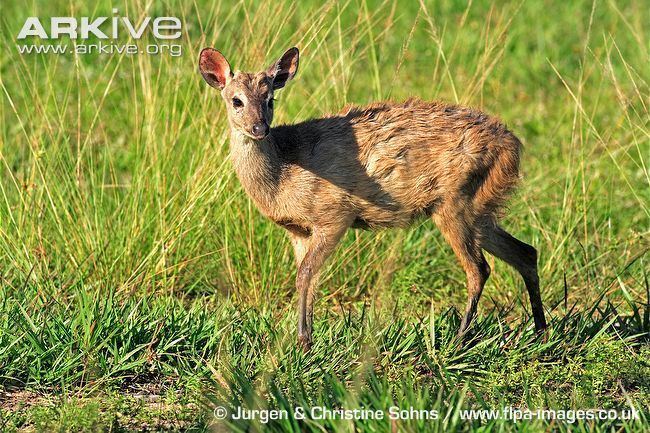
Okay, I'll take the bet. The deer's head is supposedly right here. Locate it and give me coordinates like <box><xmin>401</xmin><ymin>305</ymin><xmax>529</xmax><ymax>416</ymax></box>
<box><xmin>199</xmin><ymin>47</ymin><xmax>299</xmax><ymax>140</ymax></box>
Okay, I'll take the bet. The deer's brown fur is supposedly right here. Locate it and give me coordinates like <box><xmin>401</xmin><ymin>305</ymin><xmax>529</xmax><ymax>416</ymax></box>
<box><xmin>199</xmin><ymin>47</ymin><xmax>547</xmax><ymax>350</ymax></box>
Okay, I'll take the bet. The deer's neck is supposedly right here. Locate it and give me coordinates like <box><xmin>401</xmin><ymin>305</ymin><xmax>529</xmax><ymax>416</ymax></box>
<box><xmin>229</xmin><ymin>130</ymin><xmax>283</xmax><ymax>215</ymax></box>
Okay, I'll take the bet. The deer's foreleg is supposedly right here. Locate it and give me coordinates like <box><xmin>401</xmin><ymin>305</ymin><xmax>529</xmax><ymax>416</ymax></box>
<box><xmin>292</xmin><ymin>225</ymin><xmax>347</xmax><ymax>351</ymax></box>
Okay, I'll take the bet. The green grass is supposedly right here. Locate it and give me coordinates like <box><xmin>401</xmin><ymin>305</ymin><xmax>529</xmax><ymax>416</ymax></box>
<box><xmin>0</xmin><ymin>0</ymin><xmax>648</xmax><ymax>431</ymax></box>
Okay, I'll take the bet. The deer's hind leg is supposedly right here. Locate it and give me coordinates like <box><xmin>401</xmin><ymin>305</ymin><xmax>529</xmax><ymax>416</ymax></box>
<box><xmin>480</xmin><ymin>223</ymin><xmax>547</xmax><ymax>332</ymax></box>
<box><xmin>433</xmin><ymin>206</ymin><xmax>491</xmax><ymax>336</ymax></box>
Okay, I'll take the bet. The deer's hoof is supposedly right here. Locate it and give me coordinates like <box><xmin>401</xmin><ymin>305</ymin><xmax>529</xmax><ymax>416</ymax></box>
<box><xmin>456</xmin><ymin>323</ymin><xmax>471</xmax><ymax>339</ymax></box>
<box><xmin>298</xmin><ymin>335</ymin><xmax>312</xmax><ymax>352</ymax></box>
<box><xmin>535</xmin><ymin>325</ymin><xmax>549</xmax><ymax>342</ymax></box>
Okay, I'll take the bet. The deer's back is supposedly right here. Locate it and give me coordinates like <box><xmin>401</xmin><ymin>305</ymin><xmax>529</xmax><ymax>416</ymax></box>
<box><xmin>273</xmin><ymin>99</ymin><xmax>521</xmax><ymax>228</ymax></box>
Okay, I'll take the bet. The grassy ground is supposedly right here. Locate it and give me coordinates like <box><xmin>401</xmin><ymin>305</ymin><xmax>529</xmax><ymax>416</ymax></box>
<box><xmin>1</xmin><ymin>0</ymin><xmax>648</xmax><ymax>431</ymax></box>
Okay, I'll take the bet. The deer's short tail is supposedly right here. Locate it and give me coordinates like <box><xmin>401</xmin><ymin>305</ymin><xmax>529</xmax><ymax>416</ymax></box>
<box><xmin>473</xmin><ymin>134</ymin><xmax>521</xmax><ymax>223</ymax></box>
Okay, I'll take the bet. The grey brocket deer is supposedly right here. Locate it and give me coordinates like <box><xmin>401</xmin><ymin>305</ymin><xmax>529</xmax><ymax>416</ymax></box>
<box><xmin>198</xmin><ymin>46</ymin><xmax>548</xmax><ymax>350</ymax></box>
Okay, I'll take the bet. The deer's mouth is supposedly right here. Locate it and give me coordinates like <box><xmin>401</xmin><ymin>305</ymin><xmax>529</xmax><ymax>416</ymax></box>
<box><xmin>249</xmin><ymin>132</ymin><xmax>268</xmax><ymax>140</ymax></box>
<box><xmin>241</xmin><ymin>128</ymin><xmax>269</xmax><ymax>140</ymax></box>
<box><xmin>236</xmin><ymin>128</ymin><xmax>268</xmax><ymax>141</ymax></box>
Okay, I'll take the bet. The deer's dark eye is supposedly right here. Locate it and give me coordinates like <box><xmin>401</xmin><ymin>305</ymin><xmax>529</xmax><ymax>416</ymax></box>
<box><xmin>268</xmin><ymin>98</ymin><xmax>274</xmax><ymax>109</ymax></box>
<box><xmin>232</xmin><ymin>97</ymin><xmax>243</xmax><ymax>108</ymax></box>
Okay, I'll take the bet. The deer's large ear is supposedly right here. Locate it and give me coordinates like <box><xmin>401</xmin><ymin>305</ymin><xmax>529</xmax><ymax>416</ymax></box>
<box><xmin>199</xmin><ymin>48</ymin><xmax>232</xmax><ymax>90</ymax></box>
<box><xmin>267</xmin><ymin>47</ymin><xmax>299</xmax><ymax>90</ymax></box>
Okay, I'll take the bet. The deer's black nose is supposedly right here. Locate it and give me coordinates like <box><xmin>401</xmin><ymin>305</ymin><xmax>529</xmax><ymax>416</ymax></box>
<box><xmin>251</xmin><ymin>123</ymin><xmax>269</xmax><ymax>138</ymax></box>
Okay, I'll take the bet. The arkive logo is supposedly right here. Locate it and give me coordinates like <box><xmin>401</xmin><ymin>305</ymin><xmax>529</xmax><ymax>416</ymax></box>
<box><xmin>16</xmin><ymin>9</ymin><xmax>183</xmax><ymax>57</ymax></box>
